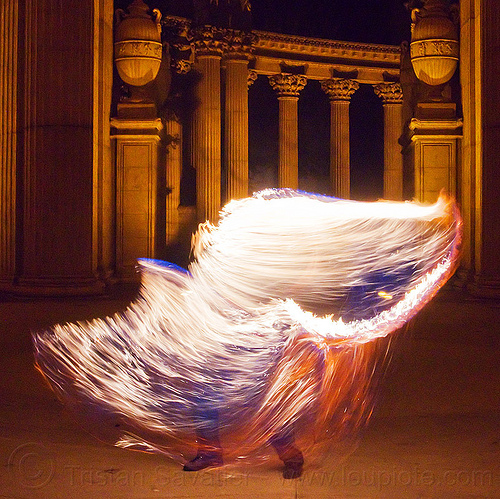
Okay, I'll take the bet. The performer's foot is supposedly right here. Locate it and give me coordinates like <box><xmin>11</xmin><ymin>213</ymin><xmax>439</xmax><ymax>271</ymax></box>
<box><xmin>281</xmin><ymin>449</ymin><xmax>304</xmax><ymax>479</ymax></box>
<box><xmin>183</xmin><ymin>452</ymin><xmax>223</xmax><ymax>472</ymax></box>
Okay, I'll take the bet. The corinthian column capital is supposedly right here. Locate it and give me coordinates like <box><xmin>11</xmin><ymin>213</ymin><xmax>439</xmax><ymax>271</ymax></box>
<box><xmin>247</xmin><ymin>70</ymin><xmax>258</xmax><ymax>88</ymax></box>
<box><xmin>191</xmin><ymin>25</ymin><xmax>226</xmax><ymax>57</ymax></box>
<box><xmin>268</xmin><ymin>73</ymin><xmax>307</xmax><ymax>97</ymax></box>
<box><xmin>162</xmin><ymin>16</ymin><xmax>193</xmax><ymax>74</ymax></box>
<box><xmin>223</xmin><ymin>29</ymin><xmax>257</xmax><ymax>60</ymax></box>
<box><xmin>373</xmin><ymin>82</ymin><xmax>403</xmax><ymax>104</ymax></box>
<box><xmin>321</xmin><ymin>78</ymin><xmax>359</xmax><ymax>101</ymax></box>
<box><xmin>172</xmin><ymin>59</ymin><xmax>193</xmax><ymax>74</ymax></box>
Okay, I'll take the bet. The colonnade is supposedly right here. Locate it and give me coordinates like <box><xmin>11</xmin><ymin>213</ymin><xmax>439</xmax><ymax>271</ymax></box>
<box><xmin>184</xmin><ymin>26</ymin><xmax>404</xmax><ymax>223</ymax></box>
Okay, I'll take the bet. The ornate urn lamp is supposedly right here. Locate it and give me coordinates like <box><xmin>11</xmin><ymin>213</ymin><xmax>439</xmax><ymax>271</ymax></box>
<box><xmin>114</xmin><ymin>0</ymin><xmax>162</xmax><ymax>101</ymax></box>
<box><xmin>410</xmin><ymin>0</ymin><xmax>458</xmax><ymax>87</ymax></box>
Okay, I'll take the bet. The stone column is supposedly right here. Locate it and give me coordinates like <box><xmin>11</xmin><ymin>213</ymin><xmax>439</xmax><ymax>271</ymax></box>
<box><xmin>321</xmin><ymin>78</ymin><xmax>359</xmax><ymax>199</ymax></box>
<box><xmin>460</xmin><ymin>0</ymin><xmax>500</xmax><ymax>296</ymax></box>
<box><xmin>13</xmin><ymin>0</ymin><xmax>103</xmax><ymax>295</ymax></box>
<box><xmin>268</xmin><ymin>74</ymin><xmax>307</xmax><ymax>189</ymax></box>
<box><xmin>192</xmin><ymin>26</ymin><xmax>225</xmax><ymax>222</ymax></box>
<box><xmin>94</xmin><ymin>0</ymin><xmax>114</xmax><ymax>282</ymax></box>
<box><xmin>165</xmin><ymin>112</ymin><xmax>182</xmax><ymax>246</ymax></box>
<box><xmin>223</xmin><ymin>30</ymin><xmax>255</xmax><ymax>202</ymax></box>
<box><xmin>0</xmin><ymin>0</ymin><xmax>18</xmax><ymax>288</ymax></box>
<box><xmin>373</xmin><ymin>82</ymin><xmax>404</xmax><ymax>200</ymax></box>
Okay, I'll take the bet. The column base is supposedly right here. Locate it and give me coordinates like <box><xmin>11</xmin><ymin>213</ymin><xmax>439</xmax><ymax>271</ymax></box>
<box><xmin>111</xmin><ymin>269</ymin><xmax>142</xmax><ymax>283</ymax></box>
<box><xmin>415</xmin><ymin>102</ymin><xmax>457</xmax><ymax>120</ymax></box>
<box><xmin>1</xmin><ymin>277</ymin><xmax>105</xmax><ymax>297</ymax></box>
<box><xmin>467</xmin><ymin>274</ymin><xmax>500</xmax><ymax>299</ymax></box>
<box><xmin>117</xmin><ymin>101</ymin><xmax>157</xmax><ymax>120</ymax></box>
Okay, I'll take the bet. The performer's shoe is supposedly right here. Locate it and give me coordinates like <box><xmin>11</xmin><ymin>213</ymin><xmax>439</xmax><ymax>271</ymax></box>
<box><xmin>183</xmin><ymin>452</ymin><xmax>223</xmax><ymax>472</ymax></box>
<box><xmin>281</xmin><ymin>449</ymin><xmax>304</xmax><ymax>479</ymax></box>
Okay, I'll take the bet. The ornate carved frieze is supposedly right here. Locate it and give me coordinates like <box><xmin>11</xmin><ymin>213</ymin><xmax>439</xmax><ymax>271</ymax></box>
<box><xmin>268</xmin><ymin>73</ymin><xmax>307</xmax><ymax>97</ymax></box>
<box><xmin>247</xmin><ymin>70</ymin><xmax>258</xmax><ymax>88</ymax></box>
<box><xmin>321</xmin><ymin>78</ymin><xmax>359</xmax><ymax>101</ymax></box>
<box><xmin>115</xmin><ymin>40</ymin><xmax>162</xmax><ymax>59</ymax></box>
<box><xmin>373</xmin><ymin>82</ymin><xmax>403</xmax><ymax>104</ymax></box>
<box><xmin>160</xmin><ymin>16</ymin><xmax>401</xmax><ymax>83</ymax></box>
<box><xmin>410</xmin><ymin>39</ymin><xmax>459</xmax><ymax>60</ymax></box>
<box><xmin>254</xmin><ymin>30</ymin><xmax>401</xmax><ymax>64</ymax></box>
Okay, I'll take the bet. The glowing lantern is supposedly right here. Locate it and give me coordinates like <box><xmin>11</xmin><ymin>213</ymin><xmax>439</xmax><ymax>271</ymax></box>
<box><xmin>114</xmin><ymin>0</ymin><xmax>162</xmax><ymax>96</ymax></box>
<box><xmin>410</xmin><ymin>0</ymin><xmax>459</xmax><ymax>86</ymax></box>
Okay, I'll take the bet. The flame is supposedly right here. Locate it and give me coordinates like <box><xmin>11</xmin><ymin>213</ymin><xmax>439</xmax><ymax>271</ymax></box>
<box><xmin>33</xmin><ymin>189</ymin><xmax>461</xmax><ymax>465</ymax></box>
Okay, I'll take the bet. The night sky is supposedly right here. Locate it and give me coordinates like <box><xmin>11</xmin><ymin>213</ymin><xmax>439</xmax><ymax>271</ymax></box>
<box><xmin>149</xmin><ymin>0</ymin><xmax>411</xmax><ymax>45</ymax></box>
<box><xmin>250</xmin><ymin>0</ymin><xmax>410</xmax><ymax>45</ymax></box>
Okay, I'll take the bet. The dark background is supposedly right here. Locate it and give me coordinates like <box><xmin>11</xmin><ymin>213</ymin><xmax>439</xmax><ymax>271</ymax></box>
<box><xmin>143</xmin><ymin>0</ymin><xmax>411</xmax><ymax>44</ymax></box>
<box><xmin>250</xmin><ymin>0</ymin><xmax>410</xmax><ymax>45</ymax></box>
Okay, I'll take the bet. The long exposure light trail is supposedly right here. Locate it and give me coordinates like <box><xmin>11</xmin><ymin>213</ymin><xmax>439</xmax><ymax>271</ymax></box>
<box><xmin>33</xmin><ymin>189</ymin><xmax>462</xmax><ymax>465</ymax></box>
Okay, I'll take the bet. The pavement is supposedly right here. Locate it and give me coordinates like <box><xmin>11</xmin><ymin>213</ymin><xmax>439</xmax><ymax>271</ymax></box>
<box><xmin>0</xmin><ymin>286</ymin><xmax>499</xmax><ymax>498</ymax></box>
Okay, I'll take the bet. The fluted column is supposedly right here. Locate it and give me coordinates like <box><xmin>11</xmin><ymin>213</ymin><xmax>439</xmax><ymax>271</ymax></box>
<box><xmin>373</xmin><ymin>83</ymin><xmax>404</xmax><ymax>200</ymax></box>
<box><xmin>165</xmin><ymin>112</ymin><xmax>182</xmax><ymax>245</ymax></box>
<box><xmin>461</xmin><ymin>0</ymin><xmax>500</xmax><ymax>296</ymax></box>
<box><xmin>14</xmin><ymin>0</ymin><xmax>103</xmax><ymax>294</ymax></box>
<box><xmin>223</xmin><ymin>30</ymin><xmax>255</xmax><ymax>202</ymax></box>
<box><xmin>268</xmin><ymin>74</ymin><xmax>307</xmax><ymax>189</ymax></box>
<box><xmin>192</xmin><ymin>26</ymin><xmax>224</xmax><ymax>222</ymax></box>
<box><xmin>321</xmin><ymin>78</ymin><xmax>359</xmax><ymax>199</ymax></box>
<box><xmin>0</xmin><ymin>0</ymin><xmax>18</xmax><ymax>287</ymax></box>
<box><xmin>94</xmin><ymin>0</ymin><xmax>114</xmax><ymax>282</ymax></box>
